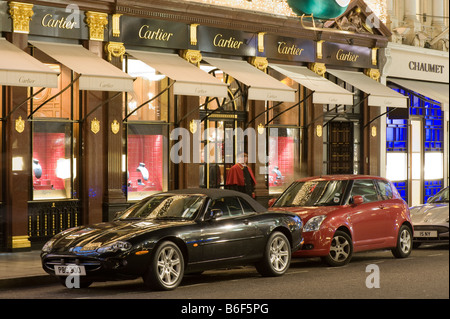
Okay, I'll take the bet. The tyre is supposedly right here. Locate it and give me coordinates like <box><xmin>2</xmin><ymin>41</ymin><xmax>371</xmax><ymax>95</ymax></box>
<box><xmin>256</xmin><ymin>231</ymin><xmax>291</xmax><ymax>277</ymax></box>
<box><xmin>321</xmin><ymin>230</ymin><xmax>353</xmax><ymax>267</ymax></box>
<box><xmin>391</xmin><ymin>225</ymin><xmax>413</xmax><ymax>258</ymax></box>
<box><xmin>143</xmin><ymin>241</ymin><xmax>184</xmax><ymax>290</ymax></box>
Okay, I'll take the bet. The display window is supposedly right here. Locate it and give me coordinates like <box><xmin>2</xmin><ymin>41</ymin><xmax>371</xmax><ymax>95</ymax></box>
<box><xmin>0</xmin><ymin>86</ymin><xmax>3</xmax><ymax>202</ymax></box>
<box><xmin>126</xmin><ymin>124</ymin><xmax>168</xmax><ymax>200</ymax></box>
<box><xmin>268</xmin><ymin>128</ymin><xmax>300</xmax><ymax>194</ymax></box>
<box><xmin>32</xmin><ymin>121</ymin><xmax>73</xmax><ymax>200</ymax></box>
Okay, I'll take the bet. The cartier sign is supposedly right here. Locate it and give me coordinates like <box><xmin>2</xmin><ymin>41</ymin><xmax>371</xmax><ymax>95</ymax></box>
<box><xmin>29</xmin><ymin>5</ymin><xmax>89</xmax><ymax>39</ymax></box>
<box><xmin>321</xmin><ymin>42</ymin><xmax>372</xmax><ymax>68</ymax></box>
<box><xmin>197</xmin><ymin>26</ymin><xmax>256</xmax><ymax>56</ymax></box>
<box><xmin>121</xmin><ymin>16</ymin><xmax>188</xmax><ymax>49</ymax></box>
<box><xmin>264</xmin><ymin>35</ymin><xmax>315</xmax><ymax>62</ymax></box>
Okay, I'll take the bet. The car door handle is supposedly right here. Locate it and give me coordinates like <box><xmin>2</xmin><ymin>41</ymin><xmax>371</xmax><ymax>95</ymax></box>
<box><xmin>243</xmin><ymin>219</ymin><xmax>250</xmax><ymax>225</ymax></box>
<box><xmin>379</xmin><ymin>205</ymin><xmax>386</xmax><ymax>209</ymax></box>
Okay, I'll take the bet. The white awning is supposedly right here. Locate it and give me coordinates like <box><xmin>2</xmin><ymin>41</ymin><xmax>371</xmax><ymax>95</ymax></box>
<box><xmin>127</xmin><ymin>50</ymin><xmax>228</xmax><ymax>98</ymax></box>
<box><xmin>30</xmin><ymin>41</ymin><xmax>134</xmax><ymax>92</ymax></box>
<box><xmin>328</xmin><ymin>69</ymin><xmax>408</xmax><ymax>108</ymax></box>
<box><xmin>0</xmin><ymin>38</ymin><xmax>58</xmax><ymax>88</ymax></box>
<box><xmin>270</xmin><ymin>64</ymin><xmax>353</xmax><ymax>105</ymax></box>
<box><xmin>203</xmin><ymin>57</ymin><xmax>296</xmax><ymax>102</ymax></box>
<box><xmin>389</xmin><ymin>78</ymin><xmax>449</xmax><ymax>112</ymax></box>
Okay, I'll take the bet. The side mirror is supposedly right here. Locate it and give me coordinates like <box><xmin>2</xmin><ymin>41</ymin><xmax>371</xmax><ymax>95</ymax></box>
<box><xmin>207</xmin><ymin>209</ymin><xmax>223</xmax><ymax>221</ymax></box>
<box><xmin>268</xmin><ymin>198</ymin><xmax>276</xmax><ymax>208</ymax></box>
<box><xmin>351</xmin><ymin>195</ymin><xmax>364</xmax><ymax>205</ymax></box>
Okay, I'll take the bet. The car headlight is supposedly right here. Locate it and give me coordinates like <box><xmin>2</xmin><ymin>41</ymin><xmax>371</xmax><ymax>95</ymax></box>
<box><xmin>96</xmin><ymin>241</ymin><xmax>132</xmax><ymax>254</ymax></box>
<box><xmin>42</xmin><ymin>238</ymin><xmax>56</xmax><ymax>253</ymax></box>
<box><xmin>303</xmin><ymin>215</ymin><xmax>327</xmax><ymax>232</ymax></box>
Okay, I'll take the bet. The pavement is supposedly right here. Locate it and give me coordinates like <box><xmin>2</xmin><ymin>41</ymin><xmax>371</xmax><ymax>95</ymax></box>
<box><xmin>0</xmin><ymin>250</ymin><xmax>58</xmax><ymax>289</ymax></box>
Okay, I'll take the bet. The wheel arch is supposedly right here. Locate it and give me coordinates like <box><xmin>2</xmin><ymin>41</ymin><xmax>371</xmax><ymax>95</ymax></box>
<box><xmin>272</xmin><ymin>226</ymin><xmax>293</xmax><ymax>248</ymax></box>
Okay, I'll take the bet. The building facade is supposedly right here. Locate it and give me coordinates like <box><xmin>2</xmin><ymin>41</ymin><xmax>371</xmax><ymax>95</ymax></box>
<box><xmin>1</xmin><ymin>0</ymin><xmax>407</xmax><ymax>251</ymax></box>
<box><xmin>381</xmin><ymin>0</ymin><xmax>449</xmax><ymax>207</ymax></box>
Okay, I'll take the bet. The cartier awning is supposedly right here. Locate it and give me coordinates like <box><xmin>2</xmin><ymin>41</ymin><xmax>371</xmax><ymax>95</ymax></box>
<box><xmin>270</xmin><ymin>64</ymin><xmax>353</xmax><ymax>105</ymax></box>
<box><xmin>388</xmin><ymin>78</ymin><xmax>449</xmax><ymax>112</ymax></box>
<box><xmin>0</xmin><ymin>38</ymin><xmax>58</xmax><ymax>88</ymax></box>
<box><xmin>203</xmin><ymin>57</ymin><xmax>296</xmax><ymax>102</ymax></box>
<box><xmin>29</xmin><ymin>41</ymin><xmax>134</xmax><ymax>92</ymax></box>
<box><xmin>127</xmin><ymin>50</ymin><xmax>228</xmax><ymax>98</ymax></box>
<box><xmin>327</xmin><ymin>69</ymin><xmax>408</xmax><ymax>108</ymax></box>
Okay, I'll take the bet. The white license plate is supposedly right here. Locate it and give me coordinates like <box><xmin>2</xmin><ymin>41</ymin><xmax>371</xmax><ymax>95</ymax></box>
<box><xmin>54</xmin><ymin>265</ymin><xmax>86</xmax><ymax>276</ymax></box>
<box><xmin>414</xmin><ymin>230</ymin><xmax>438</xmax><ymax>238</ymax></box>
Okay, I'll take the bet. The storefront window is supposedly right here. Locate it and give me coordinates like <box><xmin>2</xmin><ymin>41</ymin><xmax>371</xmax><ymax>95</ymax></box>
<box><xmin>268</xmin><ymin>127</ymin><xmax>300</xmax><ymax>194</ymax></box>
<box><xmin>32</xmin><ymin>122</ymin><xmax>73</xmax><ymax>200</ymax></box>
<box><xmin>126</xmin><ymin>124</ymin><xmax>168</xmax><ymax>200</ymax></box>
<box><xmin>0</xmin><ymin>86</ymin><xmax>3</xmax><ymax>202</ymax></box>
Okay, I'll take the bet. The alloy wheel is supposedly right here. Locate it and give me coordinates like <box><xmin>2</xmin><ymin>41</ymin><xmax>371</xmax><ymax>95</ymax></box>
<box><xmin>156</xmin><ymin>245</ymin><xmax>182</xmax><ymax>287</ymax></box>
<box><xmin>329</xmin><ymin>235</ymin><xmax>351</xmax><ymax>263</ymax></box>
<box><xmin>399</xmin><ymin>228</ymin><xmax>412</xmax><ymax>254</ymax></box>
<box><xmin>269</xmin><ymin>236</ymin><xmax>290</xmax><ymax>272</ymax></box>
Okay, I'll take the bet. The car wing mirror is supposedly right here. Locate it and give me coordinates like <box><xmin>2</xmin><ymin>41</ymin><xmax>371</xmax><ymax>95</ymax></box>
<box><xmin>208</xmin><ymin>209</ymin><xmax>223</xmax><ymax>221</ymax></box>
<box><xmin>351</xmin><ymin>195</ymin><xmax>364</xmax><ymax>205</ymax></box>
<box><xmin>268</xmin><ymin>198</ymin><xmax>276</xmax><ymax>208</ymax></box>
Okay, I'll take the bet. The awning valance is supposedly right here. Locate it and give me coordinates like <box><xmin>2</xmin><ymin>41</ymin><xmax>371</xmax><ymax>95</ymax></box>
<box><xmin>270</xmin><ymin>64</ymin><xmax>353</xmax><ymax>105</ymax></box>
<box><xmin>389</xmin><ymin>78</ymin><xmax>449</xmax><ymax>112</ymax></box>
<box><xmin>127</xmin><ymin>50</ymin><xmax>228</xmax><ymax>98</ymax></box>
<box><xmin>328</xmin><ymin>69</ymin><xmax>408</xmax><ymax>108</ymax></box>
<box><xmin>203</xmin><ymin>57</ymin><xmax>296</xmax><ymax>102</ymax></box>
<box><xmin>30</xmin><ymin>41</ymin><xmax>134</xmax><ymax>92</ymax></box>
<box><xmin>0</xmin><ymin>38</ymin><xmax>58</xmax><ymax>88</ymax></box>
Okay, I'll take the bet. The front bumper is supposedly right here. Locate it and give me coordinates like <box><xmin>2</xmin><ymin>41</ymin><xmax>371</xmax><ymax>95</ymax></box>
<box><xmin>413</xmin><ymin>225</ymin><xmax>449</xmax><ymax>244</ymax></box>
<box><xmin>41</xmin><ymin>252</ymin><xmax>151</xmax><ymax>281</ymax></box>
<box><xmin>292</xmin><ymin>228</ymin><xmax>333</xmax><ymax>257</ymax></box>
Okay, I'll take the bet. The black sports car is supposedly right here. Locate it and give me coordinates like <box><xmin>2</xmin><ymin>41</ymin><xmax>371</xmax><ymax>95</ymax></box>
<box><xmin>41</xmin><ymin>189</ymin><xmax>303</xmax><ymax>290</ymax></box>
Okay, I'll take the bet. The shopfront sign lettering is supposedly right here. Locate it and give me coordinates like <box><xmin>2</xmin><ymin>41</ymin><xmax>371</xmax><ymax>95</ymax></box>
<box><xmin>408</xmin><ymin>61</ymin><xmax>445</xmax><ymax>74</ymax></box>
<box><xmin>277</xmin><ymin>42</ymin><xmax>305</xmax><ymax>56</ymax></box>
<box><xmin>336</xmin><ymin>49</ymin><xmax>359</xmax><ymax>62</ymax></box>
<box><xmin>41</xmin><ymin>13</ymin><xmax>77</xmax><ymax>30</ymax></box>
<box><xmin>197</xmin><ymin>26</ymin><xmax>256</xmax><ymax>56</ymax></box>
<box><xmin>213</xmin><ymin>34</ymin><xmax>244</xmax><ymax>49</ymax></box>
<box><xmin>138</xmin><ymin>25</ymin><xmax>174</xmax><ymax>41</ymax></box>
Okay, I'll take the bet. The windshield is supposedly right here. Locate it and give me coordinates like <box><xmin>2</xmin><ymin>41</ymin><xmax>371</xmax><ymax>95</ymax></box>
<box><xmin>274</xmin><ymin>180</ymin><xmax>349</xmax><ymax>207</ymax></box>
<box><xmin>428</xmin><ymin>187</ymin><xmax>449</xmax><ymax>204</ymax></box>
<box><xmin>117</xmin><ymin>195</ymin><xmax>206</xmax><ymax>220</ymax></box>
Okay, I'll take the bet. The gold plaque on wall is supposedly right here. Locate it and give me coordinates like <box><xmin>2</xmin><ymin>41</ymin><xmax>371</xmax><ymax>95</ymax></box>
<box><xmin>15</xmin><ymin>116</ymin><xmax>25</xmax><ymax>133</ymax></box>
<box><xmin>91</xmin><ymin>117</ymin><xmax>100</xmax><ymax>134</ymax></box>
<box><xmin>111</xmin><ymin>120</ymin><xmax>120</xmax><ymax>134</ymax></box>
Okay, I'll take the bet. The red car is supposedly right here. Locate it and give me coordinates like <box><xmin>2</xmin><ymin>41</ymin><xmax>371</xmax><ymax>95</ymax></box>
<box><xmin>270</xmin><ymin>175</ymin><xmax>413</xmax><ymax>266</ymax></box>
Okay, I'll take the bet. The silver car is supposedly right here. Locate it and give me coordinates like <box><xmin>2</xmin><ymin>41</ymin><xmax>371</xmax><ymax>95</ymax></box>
<box><xmin>410</xmin><ymin>187</ymin><xmax>449</xmax><ymax>247</ymax></box>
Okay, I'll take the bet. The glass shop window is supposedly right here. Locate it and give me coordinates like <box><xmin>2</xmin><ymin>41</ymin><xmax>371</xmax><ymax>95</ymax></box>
<box><xmin>125</xmin><ymin>59</ymin><xmax>168</xmax><ymax>122</ymax></box>
<box><xmin>32</xmin><ymin>121</ymin><xmax>73</xmax><ymax>200</ymax></box>
<box><xmin>268</xmin><ymin>128</ymin><xmax>301</xmax><ymax>194</ymax></box>
<box><xmin>127</xmin><ymin>124</ymin><xmax>168</xmax><ymax>201</ymax></box>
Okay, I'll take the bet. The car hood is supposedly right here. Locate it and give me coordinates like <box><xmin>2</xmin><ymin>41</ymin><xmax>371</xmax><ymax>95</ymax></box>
<box><xmin>410</xmin><ymin>203</ymin><xmax>449</xmax><ymax>225</ymax></box>
<box><xmin>270</xmin><ymin>206</ymin><xmax>341</xmax><ymax>221</ymax></box>
<box><xmin>50</xmin><ymin>219</ymin><xmax>192</xmax><ymax>252</ymax></box>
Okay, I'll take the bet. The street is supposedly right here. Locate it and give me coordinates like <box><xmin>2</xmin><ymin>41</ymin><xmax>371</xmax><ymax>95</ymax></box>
<box><xmin>0</xmin><ymin>244</ymin><xmax>447</xmax><ymax>301</ymax></box>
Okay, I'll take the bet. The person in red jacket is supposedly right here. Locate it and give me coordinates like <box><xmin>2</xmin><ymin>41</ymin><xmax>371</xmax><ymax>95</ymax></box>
<box><xmin>226</xmin><ymin>152</ymin><xmax>256</xmax><ymax>198</ymax></box>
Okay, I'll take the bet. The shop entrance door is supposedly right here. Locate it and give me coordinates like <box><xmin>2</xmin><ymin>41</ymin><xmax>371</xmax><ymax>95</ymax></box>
<box><xmin>200</xmin><ymin>116</ymin><xmax>245</xmax><ymax>189</ymax></box>
<box><xmin>328</xmin><ymin>122</ymin><xmax>353</xmax><ymax>174</ymax></box>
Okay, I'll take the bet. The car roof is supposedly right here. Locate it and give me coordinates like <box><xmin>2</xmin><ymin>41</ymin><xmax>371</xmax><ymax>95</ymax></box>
<box><xmin>294</xmin><ymin>174</ymin><xmax>388</xmax><ymax>182</ymax></box>
<box><xmin>161</xmin><ymin>188</ymin><xmax>267</xmax><ymax>212</ymax></box>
